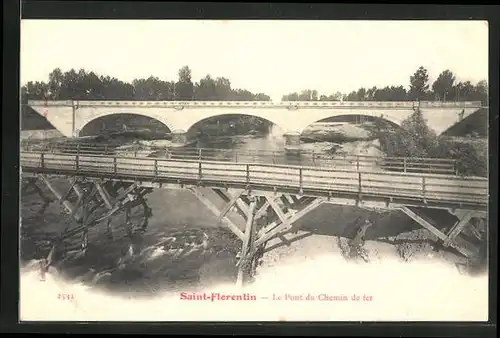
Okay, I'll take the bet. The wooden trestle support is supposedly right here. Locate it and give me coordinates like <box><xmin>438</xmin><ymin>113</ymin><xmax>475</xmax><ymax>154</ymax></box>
<box><xmin>398</xmin><ymin>206</ymin><xmax>488</xmax><ymax>265</ymax></box>
<box><xmin>189</xmin><ymin>187</ymin><xmax>324</xmax><ymax>286</ymax></box>
<box><xmin>190</xmin><ymin>187</ymin><xmax>488</xmax><ymax>284</ymax></box>
<box><xmin>21</xmin><ymin>174</ymin><xmax>154</xmax><ymax>275</ymax></box>
<box><xmin>22</xmin><ymin>174</ymin><xmax>487</xmax><ymax>286</ymax></box>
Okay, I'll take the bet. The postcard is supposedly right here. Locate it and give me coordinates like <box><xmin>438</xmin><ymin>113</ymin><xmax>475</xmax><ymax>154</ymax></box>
<box><xmin>19</xmin><ymin>19</ymin><xmax>489</xmax><ymax>322</ymax></box>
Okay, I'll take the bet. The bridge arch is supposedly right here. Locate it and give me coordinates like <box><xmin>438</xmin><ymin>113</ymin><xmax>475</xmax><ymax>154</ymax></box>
<box><xmin>178</xmin><ymin>110</ymin><xmax>288</xmax><ymax>136</ymax></box>
<box><xmin>77</xmin><ymin>111</ymin><xmax>175</xmax><ymax>137</ymax></box>
<box><xmin>184</xmin><ymin>113</ymin><xmax>286</xmax><ymax>139</ymax></box>
<box><xmin>296</xmin><ymin>112</ymin><xmax>403</xmax><ymax>134</ymax></box>
<box><xmin>299</xmin><ymin>114</ymin><xmax>401</xmax><ymax>142</ymax></box>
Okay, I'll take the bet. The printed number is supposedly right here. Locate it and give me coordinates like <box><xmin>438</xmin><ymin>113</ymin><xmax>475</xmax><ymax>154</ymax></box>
<box><xmin>57</xmin><ymin>293</ymin><xmax>75</xmax><ymax>300</ymax></box>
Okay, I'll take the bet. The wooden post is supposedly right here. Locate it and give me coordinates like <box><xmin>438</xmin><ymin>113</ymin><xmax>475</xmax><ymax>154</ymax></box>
<box><xmin>356</xmin><ymin>156</ymin><xmax>360</xmax><ymax>171</ymax></box>
<box><xmin>199</xmin><ymin>148</ymin><xmax>202</xmax><ymax>161</ymax></box>
<box><xmin>154</xmin><ymin>159</ymin><xmax>158</xmax><ymax>178</ymax></box>
<box><xmin>113</xmin><ymin>157</ymin><xmax>117</xmax><ymax>175</ymax></box>
<box><xmin>403</xmin><ymin>158</ymin><xmax>407</xmax><ymax>173</ymax></box>
<box><xmin>75</xmin><ymin>154</ymin><xmax>79</xmax><ymax>171</ymax></box>
<box><xmin>236</xmin><ymin>197</ymin><xmax>257</xmax><ymax>287</ymax></box>
<box><xmin>299</xmin><ymin>168</ymin><xmax>303</xmax><ymax>190</ymax></box>
<box><xmin>422</xmin><ymin>177</ymin><xmax>426</xmax><ymax>201</ymax></box>
<box><xmin>246</xmin><ymin>164</ymin><xmax>250</xmax><ymax>184</ymax></box>
<box><xmin>40</xmin><ymin>152</ymin><xmax>45</xmax><ymax>167</ymax></box>
<box><xmin>198</xmin><ymin>162</ymin><xmax>202</xmax><ymax>180</ymax></box>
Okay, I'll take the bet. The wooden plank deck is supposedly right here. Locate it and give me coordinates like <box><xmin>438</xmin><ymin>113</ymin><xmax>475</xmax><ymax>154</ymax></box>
<box><xmin>20</xmin><ymin>151</ymin><xmax>488</xmax><ymax>209</ymax></box>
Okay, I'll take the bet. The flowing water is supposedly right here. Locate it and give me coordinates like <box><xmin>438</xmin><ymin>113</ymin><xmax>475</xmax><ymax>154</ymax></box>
<box><xmin>19</xmin><ymin>123</ymin><xmax>489</xmax><ymax>321</ymax></box>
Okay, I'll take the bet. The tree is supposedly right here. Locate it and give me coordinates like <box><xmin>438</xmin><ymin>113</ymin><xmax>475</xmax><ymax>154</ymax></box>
<box><xmin>215</xmin><ymin>77</ymin><xmax>232</xmax><ymax>100</ymax></box>
<box><xmin>298</xmin><ymin>89</ymin><xmax>318</xmax><ymax>101</ymax></box>
<box><xmin>254</xmin><ymin>93</ymin><xmax>271</xmax><ymax>101</ymax></box>
<box><xmin>432</xmin><ymin>69</ymin><xmax>456</xmax><ymax>101</ymax></box>
<box><xmin>408</xmin><ymin>66</ymin><xmax>430</xmax><ymax>101</ymax></box>
<box><xmin>282</xmin><ymin>92</ymin><xmax>299</xmax><ymax>101</ymax></box>
<box><xmin>366</xmin><ymin>86</ymin><xmax>377</xmax><ymax>101</ymax></box>
<box><xmin>474</xmin><ymin>80</ymin><xmax>488</xmax><ymax>105</ymax></box>
<box><xmin>175</xmin><ymin>65</ymin><xmax>194</xmax><ymax>100</ymax></box>
<box><xmin>448</xmin><ymin>81</ymin><xmax>472</xmax><ymax>101</ymax></box>
<box><xmin>47</xmin><ymin>68</ymin><xmax>64</xmax><ymax>99</ymax></box>
<box><xmin>319</xmin><ymin>91</ymin><xmax>343</xmax><ymax>101</ymax></box>
<box><xmin>194</xmin><ymin>75</ymin><xmax>217</xmax><ymax>100</ymax></box>
<box><xmin>355</xmin><ymin>88</ymin><xmax>367</xmax><ymax>101</ymax></box>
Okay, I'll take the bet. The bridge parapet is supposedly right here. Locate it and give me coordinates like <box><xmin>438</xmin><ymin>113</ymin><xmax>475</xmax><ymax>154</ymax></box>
<box><xmin>27</xmin><ymin>100</ymin><xmax>482</xmax><ymax>109</ymax></box>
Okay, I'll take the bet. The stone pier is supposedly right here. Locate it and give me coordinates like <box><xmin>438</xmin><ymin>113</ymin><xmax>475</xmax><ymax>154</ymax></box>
<box><xmin>283</xmin><ymin>132</ymin><xmax>302</xmax><ymax>154</ymax></box>
<box><xmin>170</xmin><ymin>130</ymin><xmax>189</xmax><ymax>147</ymax></box>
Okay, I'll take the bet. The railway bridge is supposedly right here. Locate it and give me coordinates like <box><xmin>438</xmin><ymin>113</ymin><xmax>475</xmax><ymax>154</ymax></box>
<box><xmin>20</xmin><ymin>149</ymin><xmax>488</xmax><ymax>285</ymax></box>
<box><xmin>27</xmin><ymin>100</ymin><xmax>482</xmax><ymax>150</ymax></box>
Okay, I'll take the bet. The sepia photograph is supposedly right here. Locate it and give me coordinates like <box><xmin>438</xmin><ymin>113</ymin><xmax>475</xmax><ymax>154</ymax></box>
<box><xmin>19</xmin><ymin>19</ymin><xmax>489</xmax><ymax>322</ymax></box>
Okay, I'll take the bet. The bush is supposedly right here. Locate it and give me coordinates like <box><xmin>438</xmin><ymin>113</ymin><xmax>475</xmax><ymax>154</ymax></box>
<box><xmin>377</xmin><ymin>109</ymin><xmax>487</xmax><ymax>177</ymax></box>
<box><xmin>432</xmin><ymin>139</ymin><xmax>487</xmax><ymax>177</ymax></box>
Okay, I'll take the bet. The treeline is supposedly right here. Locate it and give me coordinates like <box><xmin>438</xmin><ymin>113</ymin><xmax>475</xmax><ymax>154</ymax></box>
<box><xmin>21</xmin><ymin>66</ymin><xmax>271</xmax><ymax>103</ymax></box>
<box><xmin>282</xmin><ymin>66</ymin><xmax>488</xmax><ymax>104</ymax></box>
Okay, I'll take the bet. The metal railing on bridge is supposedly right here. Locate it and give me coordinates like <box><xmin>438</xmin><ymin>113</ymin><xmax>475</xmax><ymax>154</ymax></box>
<box><xmin>21</xmin><ymin>141</ymin><xmax>459</xmax><ymax>176</ymax></box>
<box><xmin>20</xmin><ymin>151</ymin><xmax>488</xmax><ymax>208</ymax></box>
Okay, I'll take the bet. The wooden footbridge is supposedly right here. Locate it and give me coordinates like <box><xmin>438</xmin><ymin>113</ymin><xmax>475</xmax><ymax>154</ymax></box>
<box><xmin>20</xmin><ymin>147</ymin><xmax>488</xmax><ymax>284</ymax></box>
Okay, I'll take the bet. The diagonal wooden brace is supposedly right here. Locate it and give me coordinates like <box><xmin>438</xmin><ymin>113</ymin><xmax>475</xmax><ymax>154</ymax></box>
<box><xmin>216</xmin><ymin>189</ymin><xmax>246</xmax><ymax>223</ymax></box>
<box><xmin>266</xmin><ymin>195</ymin><xmax>291</xmax><ymax>232</ymax></box>
<box><xmin>254</xmin><ymin>200</ymin><xmax>271</xmax><ymax>220</ymax></box>
<box><xmin>443</xmin><ymin>211</ymin><xmax>475</xmax><ymax>247</ymax></box>
<box><xmin>38</xmin><ymin>174</ymin><xmax>75</xmax><ymax>214</ymax></box>
<box><xmin>400</xmin><ymin>206</ymin><xmax>479</xmax><ymax>259</ymax></box>
<box><xmin>95</xmin><ymin>181</ymin><xmax>113</xmax><ymax>210</ymax></box>
<box><xmin>59</xmin><ymin>178</ymin><xmax>78</xmax><ymax>205</ymax></box>
<box><xmin>190</xmin><ymin>187</ymin><xmax>245</xmax><ymax>241</ymax></box>
<box><xmin>255</xmin><ymin>198</ymin><xmax>323</xmax><ymax>247</ymax></box>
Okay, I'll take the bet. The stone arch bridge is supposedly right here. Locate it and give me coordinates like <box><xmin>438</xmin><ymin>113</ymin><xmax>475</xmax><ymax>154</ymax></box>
<box><xmin>27</xmin><ymin>100</ymin><xmax>482</xmax><ymax>148</ymax></box>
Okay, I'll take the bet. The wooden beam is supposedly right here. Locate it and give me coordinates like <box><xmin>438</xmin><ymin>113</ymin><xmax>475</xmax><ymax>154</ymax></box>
<box><xmin>38</xmin><ymin>174</ymin><xmax>75</xmax><ymax>214</ymax></box>
<box><xmin>111</xmin><ymin>183</ymin><xmax>139</xmax><ymax>205</ymax></box>
<box><xmin>216</xmin><ymin>189</ymin><xmax>246</xmax><ymax>222</ymax></box>
<box><xmin>400</xmin><ymin>206</ymin><xmax>447</xmax><ymax>241</ymax></box>
<box><xmin>400</xmin><ymin>206</ymin><xmax>479</xmax><ymax>258</ymax></box>
<box><xmin>73</xmin><ymin>184</ymin><xmax>84</xmax><ymax>198</ymax></box>
<box><xmin>235</xmin><ymin>199</ymin><xmax>250</xmax><ymax>217</ymax></box>
<box><xmin>190</xmin><ymin>187</ymin><xmax>245</xmax><ymax>241</ymax></box>
<box><xmin>256</xmin><ymin>196</ymin><xmax>316</xmax><ymax>238</ymax></box>
<box><xmin>254</xmin><ymin>200</ymin><xmax>270</xmax><ymax>220</ymax></box>
<box><xmin>255</xmin><ymin>198</ymin><xmax>323</xmax><ymax>247</ymax></box>
<box><xmin>59</xmin><ymin>178</ymin><xmax>78</xmax><ymax>204</ymax></box>
<box><xmin>95</xmin><ymin>181</ymin><xmax>113</xmax><ymax>210</ymax></box>
<box><xmin>237</xmin><ymin>198</ymin><xmax>257</xmax><ymax>286</ymax></box>
<box><xmin>443</xmin><ymin>211</ymin><xmax>475</xmax><ymax>247</ymax></box>
<box><xmin>267</xmin><ymin>195</ymin><xmax>291</xmax><ymax>231</ymax></box>
<box><xmin>238</xmin><ymin>200</ymin><xmax>323</xmax><ymax>268</ymax></box>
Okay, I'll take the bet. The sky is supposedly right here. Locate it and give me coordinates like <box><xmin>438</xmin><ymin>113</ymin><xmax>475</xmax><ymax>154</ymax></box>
<box><xmin>20</xmin><ymin>20</ymin><xmax>488</xmax><ymax>101</ymax></box>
